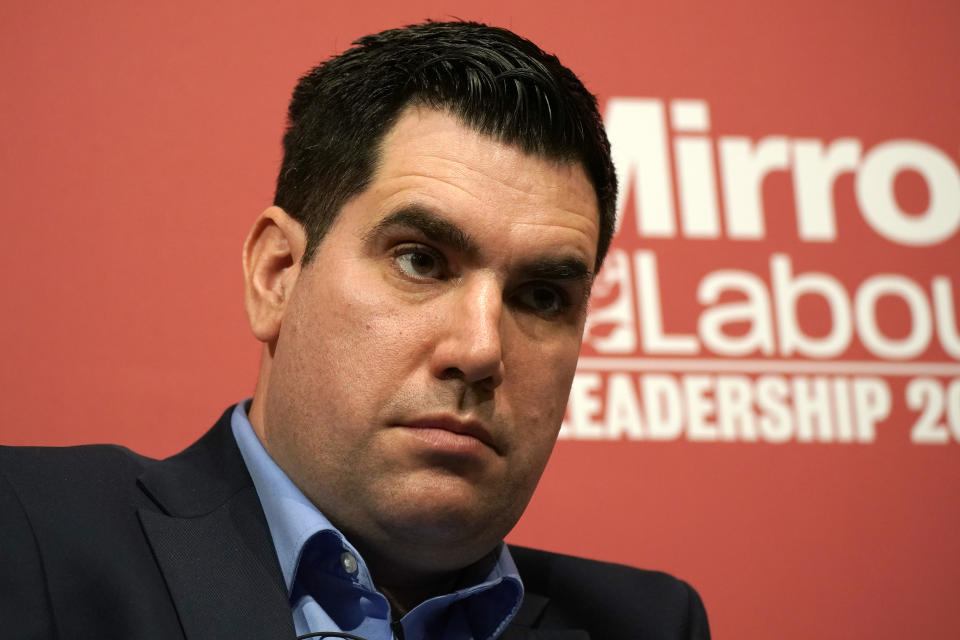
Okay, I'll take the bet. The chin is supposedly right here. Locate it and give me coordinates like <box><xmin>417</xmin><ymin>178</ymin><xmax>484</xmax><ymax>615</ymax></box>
<box><xmin>378</xmin><ymin>495</ymin><xmax>512</xmax><ymax>555</ymax></box>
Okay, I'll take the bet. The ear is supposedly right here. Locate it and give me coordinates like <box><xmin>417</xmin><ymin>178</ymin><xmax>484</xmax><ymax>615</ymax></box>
<box><xmin>242</xmin><ymin>206</ymin><xmax>307</xmax><ymax>344</ymax></box>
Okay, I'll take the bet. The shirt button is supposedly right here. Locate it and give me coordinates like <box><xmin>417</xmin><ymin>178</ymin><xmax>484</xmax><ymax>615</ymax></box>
<box><xmin>341</xmin><ymin>551</ymin><xmax>359</xmax><ymax>575</ymax></box>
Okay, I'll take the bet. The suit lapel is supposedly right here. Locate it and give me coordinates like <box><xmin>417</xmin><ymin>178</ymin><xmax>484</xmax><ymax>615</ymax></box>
<box><xmin>136</xmin><ymin>409</ymin><xmax>295</xmax><ymax>640</ymax></box>
<box><xmin>501</xmin><ymin>591</ymin><xmax>591</xmax><ymax>640</ymax></box>
<box><xmin>138</xmin><ymin>491</ymin><xmax>293</xmax><ymax>640</ymax></box>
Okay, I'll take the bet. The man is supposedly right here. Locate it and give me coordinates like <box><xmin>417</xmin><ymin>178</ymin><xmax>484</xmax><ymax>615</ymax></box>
<box><xmin>0</xmin><ymin>21</ymin><xmax>709</xmax><ymax>640</ymax></box>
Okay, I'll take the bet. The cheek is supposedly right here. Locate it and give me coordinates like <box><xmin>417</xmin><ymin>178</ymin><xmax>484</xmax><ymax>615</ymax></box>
<box><xmin>503</xmin><ymin>336</ymin><xmax>580</xmax><ymax>452</ymax></box>
<box><xmin>285</xmin><ymin>280</ymin><xmax>438</xmax><ymax>406</ymax></box>
<box><xmin>265</xmin><ymin>294</ymin><xmax>410</xmax><ymax>468</ymax></box>
<box><xmin>507</xmin><ymin>328</ymin><xmax>581</xmax><ymax>394</ymax></box>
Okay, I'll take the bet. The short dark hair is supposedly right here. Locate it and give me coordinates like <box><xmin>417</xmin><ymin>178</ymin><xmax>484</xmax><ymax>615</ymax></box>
<box><xmin>274</xmin><ymin>20</ymin><xmax>617</xmax><ymax>270</ymax></box>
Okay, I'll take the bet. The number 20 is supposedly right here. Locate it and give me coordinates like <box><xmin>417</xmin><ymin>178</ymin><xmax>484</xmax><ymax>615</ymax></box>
<box><xmin>908</xmin><ymin>378</ymin><xmax>960</xmax><ymax>444</ymax></box>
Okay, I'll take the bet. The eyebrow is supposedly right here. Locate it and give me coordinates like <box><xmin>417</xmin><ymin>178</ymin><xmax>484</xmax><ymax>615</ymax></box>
<box><xmin>366</xmin><ymin>203</ymin><xmax>594</xmax><ymax>284</ymax></box>
<box><xmin>518</xmin><ymin>256</ymin><xmax>593</xmax><ymax>284</ymax></box>
<box><xmin>365</xmin><ymin>205</ymin><xmax>478</xmax><ymax>257</ymax></box>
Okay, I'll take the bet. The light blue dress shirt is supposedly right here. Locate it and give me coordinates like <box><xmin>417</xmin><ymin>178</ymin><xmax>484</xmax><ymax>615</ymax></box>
<box><xmin>230</xmin><ymin>402</ymin><xmax>524</xmax><ymax>640</ymax></box>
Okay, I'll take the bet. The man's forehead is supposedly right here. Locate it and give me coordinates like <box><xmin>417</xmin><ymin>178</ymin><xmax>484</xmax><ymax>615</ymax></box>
<box><xmin>368</xmin><ymin>106</ymin><xmax>600</xmax><ymax>247</ymax></box>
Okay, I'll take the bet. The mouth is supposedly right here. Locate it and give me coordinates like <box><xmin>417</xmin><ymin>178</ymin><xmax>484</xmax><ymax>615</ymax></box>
<box><xmin>395</xmin><ymin>415</ymin><xmax>499</xmax><ymax>455</ymax></box>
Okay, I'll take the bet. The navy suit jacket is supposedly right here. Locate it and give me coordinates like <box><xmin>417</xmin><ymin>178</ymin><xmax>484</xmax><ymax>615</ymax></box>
<box><xmin>0</xmin><ymin>408</ymin><xmax>709</xmax><ymax>639</ymax></box>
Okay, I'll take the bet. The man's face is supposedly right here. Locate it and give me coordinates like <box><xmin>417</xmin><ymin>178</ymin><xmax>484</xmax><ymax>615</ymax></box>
<box><xmin>257</xmin><ymin>106</ymin><xmax>599</xmax><ymax>578</ymax></box>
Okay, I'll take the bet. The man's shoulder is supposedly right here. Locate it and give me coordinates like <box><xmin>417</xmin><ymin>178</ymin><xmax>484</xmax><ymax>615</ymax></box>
<box><xmin>507</xmin><ymin>544</ymin><xmax>710</xmax><ymax>639</ymax></box>
<box><xmin>0</xmin><ymin>442</ymin><xmax>161</xmax><ymax>542</ymax></box>
<box><xmin>0</xmin><ymin>406</ymin><xmax>237</xmax><ymax>509</ymax></box>
<box><xmin>0</xmin><ymin>441</ymin><xmax>155</xmax><ymax>498</ymax></box>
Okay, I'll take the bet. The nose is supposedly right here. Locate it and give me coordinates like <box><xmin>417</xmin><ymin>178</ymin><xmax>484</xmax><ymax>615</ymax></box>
<box><xmin>431</xmin><ymin>276</ymin><xmax>505</xmax><ymax>390</ymax></box>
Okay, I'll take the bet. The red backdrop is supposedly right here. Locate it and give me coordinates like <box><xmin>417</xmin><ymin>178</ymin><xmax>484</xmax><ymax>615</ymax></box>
<box><xmin>2</xmin><ymin>2</ymin><xmax>958</xmax><ymax>638</ymax></box>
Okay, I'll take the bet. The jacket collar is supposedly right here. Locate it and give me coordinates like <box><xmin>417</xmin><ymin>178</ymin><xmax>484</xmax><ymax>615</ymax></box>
<box><xmin>499</xmin><ymin>591</ymin><xmax>591</xmax><ymax>640</ymax></box>
<box><xmin>136</xmin><ymin>408</ymin><xmax>294</xmax><ymax>640</ymax></box>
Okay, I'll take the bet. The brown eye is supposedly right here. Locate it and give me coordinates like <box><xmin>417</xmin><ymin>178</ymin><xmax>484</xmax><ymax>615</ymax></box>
<box><xmin>517</xmin><ymin>284</ymin><xmax>566</xmax><ymax>316</ymax></box>
<box><xmin>394</xmin><ymin>247</ymin><xmax>444</xmax><ymax>279</ymax></box>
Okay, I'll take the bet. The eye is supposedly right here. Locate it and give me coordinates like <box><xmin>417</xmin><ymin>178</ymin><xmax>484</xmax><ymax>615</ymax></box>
<box><xmin>516</xmin><ymin>283</ymin><xmax>568</xmax><ymax>316</ymax></box>
<box><xmin>393</xmin><ymin>246</ymin><xmax>445</xmax><ymax>280</ymax></box>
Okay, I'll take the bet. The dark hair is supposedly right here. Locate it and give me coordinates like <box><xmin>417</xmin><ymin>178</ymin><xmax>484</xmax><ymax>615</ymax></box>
<box><xmin>274</xmin><ymin>20</ymin><xmax>617</xmax><ymax>270</ymax></box>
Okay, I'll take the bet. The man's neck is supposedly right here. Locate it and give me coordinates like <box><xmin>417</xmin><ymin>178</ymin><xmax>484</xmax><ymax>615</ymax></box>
<box><xmin>377</xmin><ymin>578</ymin><xmax>457</xmax><ymax>619</ymax></box>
